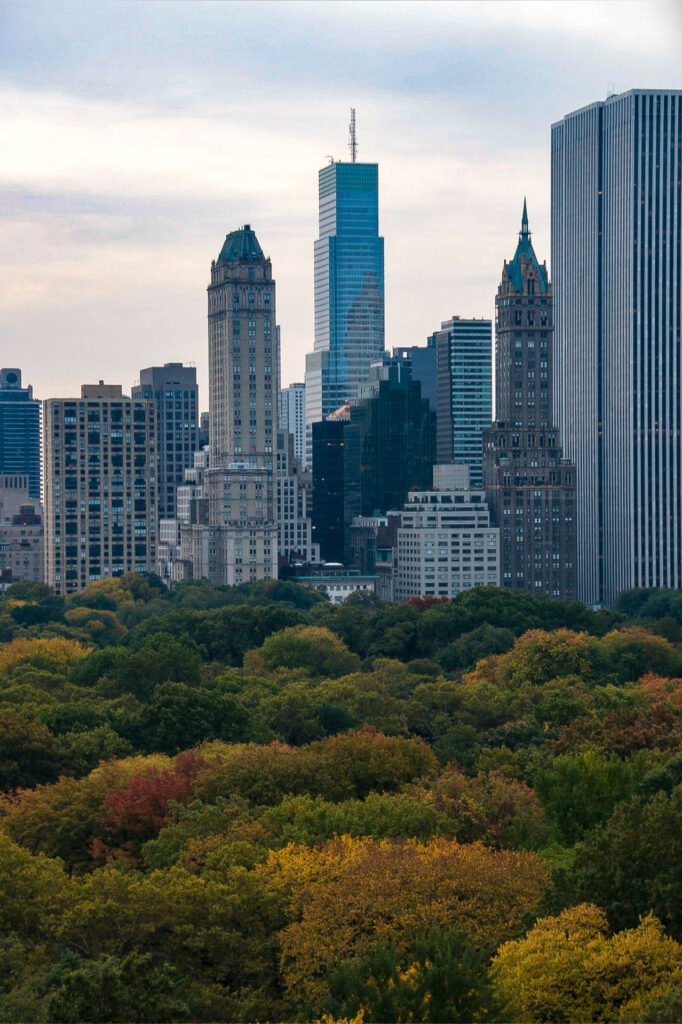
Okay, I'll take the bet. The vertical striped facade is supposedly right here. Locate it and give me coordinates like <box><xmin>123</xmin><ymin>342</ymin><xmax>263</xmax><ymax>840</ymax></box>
<box><xmin>434</xmin><ymin>317</ymin><xmax>493</xmax><ymax>488</ymax></box>
<box><xmin>552</xmin><ymin>90</ymin><xmax>682</xmax><ymax>604</ymax></box>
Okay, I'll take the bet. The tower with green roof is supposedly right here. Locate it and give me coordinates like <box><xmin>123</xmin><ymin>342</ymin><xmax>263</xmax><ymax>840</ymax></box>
<box><xmin>194</xmin><ymin>224</ymin><xmax>279</xmax><ymax>585</ymax></box>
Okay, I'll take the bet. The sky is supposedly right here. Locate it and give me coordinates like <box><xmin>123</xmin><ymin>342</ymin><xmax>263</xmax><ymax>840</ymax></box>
<box><xmin>1</xmin><ymin>0</ymin><xmax>681</xmax><ymax>406</ymax></box>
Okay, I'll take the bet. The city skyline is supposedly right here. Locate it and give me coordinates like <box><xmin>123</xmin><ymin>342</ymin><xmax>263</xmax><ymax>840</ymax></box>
<box><xmin>1</xmin><ymin>1</ymin><xmax>680</xmax><ymax>405</ymax></box>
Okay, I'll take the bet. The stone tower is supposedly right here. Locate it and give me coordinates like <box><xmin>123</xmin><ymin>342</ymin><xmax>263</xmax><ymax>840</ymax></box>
<box><xmin>482</xmin><ymin>202</ymin><xmax>577</xmax><ymax>599</ymax></box>
<box><xmin>201</xmin><ymin>225</ymin><xmax>279</xmax><ymax>584</ymax></box>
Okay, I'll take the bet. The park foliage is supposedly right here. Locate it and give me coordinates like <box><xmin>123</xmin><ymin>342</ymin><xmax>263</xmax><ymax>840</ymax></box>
<box><xmin>0</xmin><ymin>574</ymin><xmax>681</xmax><ymax>1021</ymax></box>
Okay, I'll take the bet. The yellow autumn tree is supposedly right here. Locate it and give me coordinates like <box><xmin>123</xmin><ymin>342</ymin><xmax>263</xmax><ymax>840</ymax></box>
<box><xmin>491</xmin><ymin>904</ymin><xmax>682</xmax><ymax>1023</ymax></box>
<box><xmin>0</xmin><ymin>636</ymin><xmax>89</xmax><ymax>675</ymax></box>
<box><xmin>262</xmin><ymin>836</ymin><xmax>547</xmax><ymax>1008</ymax></box>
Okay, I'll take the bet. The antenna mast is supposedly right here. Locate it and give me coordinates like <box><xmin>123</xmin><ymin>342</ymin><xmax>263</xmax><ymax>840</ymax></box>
<box><xmin>349</xmin><ymin>107</ymin><xmax>357</xmax><ymax>163</ymax></box>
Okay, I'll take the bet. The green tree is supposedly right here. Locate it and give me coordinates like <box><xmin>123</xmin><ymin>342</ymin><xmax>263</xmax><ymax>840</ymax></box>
<box><xmin>244</xmin><ymin>625</ymin><xmax>361</xmax><ymax>678</ymax></box>
<box><xmin>0</xmin><ymin>714</ymin><xmax>62</xmax><ymax>790</ymax></box>
<box><xmin>534</xmin><ymin>749</ymin><xmax>650</xmax><ymax>844</ymax></box>
<box><xmin>548</xmin><ymin>784</ymin><xmax>682</xmax><ymax>938</ymax></box>
<box><xmin>43</xmin><ymin>951</ymin><xmax>190</xmax><ymax>1023</ymax></box>
<box><xmin>324</xmin><ymin>926</ymin><xmax>498</xmax><ymax>1023</ymax></box>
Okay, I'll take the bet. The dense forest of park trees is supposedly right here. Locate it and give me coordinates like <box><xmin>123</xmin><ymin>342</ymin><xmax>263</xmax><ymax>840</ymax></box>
<box><xmin>0</xmin><ymin>574</ymin><xmax>682</xmax><ymax>1022</ymax></box>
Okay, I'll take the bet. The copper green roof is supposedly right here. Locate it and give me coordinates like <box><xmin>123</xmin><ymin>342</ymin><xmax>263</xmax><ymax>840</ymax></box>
<box><xmin>507</xmin><ymin>199</ymin><xmax>548</xmax><ymax>293</ymax></box>
<box><xmin>217</xmin><ymin>224</ymin><xmax>265</xmax><ymax>264</ymax></box>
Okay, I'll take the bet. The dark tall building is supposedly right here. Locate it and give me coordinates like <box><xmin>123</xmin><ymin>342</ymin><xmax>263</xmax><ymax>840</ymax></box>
<box><xmin>391</xmin><ymin>336</ymin><xmax>437</xmax><ymax>412</ymax></box>
<box><xmin>43</xmin><ymin>383</ymin><xmax>157</xmax><ymax>595</ymax></box>
<box><xmin>345</xmin><ymin>362</ymin><xmax>436</xmax><ymax>546</ymax></box>
<box><xmin>311</xmin><ymin>412</ymin><xmax>347</xmax><ymax>563</ymax></box>
<box><xmin>483</xmin><ymin>203</ymin><xmax>577</xmax><ymax>599</ymax></box>
<box><xmin>312</xmin><ymin>365</ymin><xmax>436</xmax><ymax>565</ymax></box>
<box><xmin>132</xmin><ymin>363</ymin><xmax>198</xmax><ymax>519</ymax></box>
<box><xmin>0</xmin><ymin>368</ymin><xmax>41</xmax><ymax>499</ymax></box>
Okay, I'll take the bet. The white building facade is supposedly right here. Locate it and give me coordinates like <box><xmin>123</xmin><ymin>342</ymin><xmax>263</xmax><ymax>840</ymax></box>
<box><xmin>395</xmin><ymin>465</ymin><xmax>500</xmax><ymax>601</ymax></box>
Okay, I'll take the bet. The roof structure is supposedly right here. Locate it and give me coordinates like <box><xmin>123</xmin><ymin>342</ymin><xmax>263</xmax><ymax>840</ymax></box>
<box><xmin>506</xmin><ymin>200</ymin><xmax>549</xmax><ymax>293</ymax></box>
<box><xmin>327</xmin><ymin>399</ymin><xmax>351</xmax><ymax>421</ymax></box>
<box><xmin>217</xmin><ymin>224</ymin><xmax>265</xmax><ymax>264</ymax></box>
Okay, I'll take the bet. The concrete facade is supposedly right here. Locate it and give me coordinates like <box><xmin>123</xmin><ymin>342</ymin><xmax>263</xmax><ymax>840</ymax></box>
<box><xmin>43</xmin><ymin>383</ymin><xmax>157</xmax><ymax>594</ymax></box>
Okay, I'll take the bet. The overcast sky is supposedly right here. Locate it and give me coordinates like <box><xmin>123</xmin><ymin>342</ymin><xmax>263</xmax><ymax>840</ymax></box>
<box><xmin>1</xmin><ymin>0</ymin><xmax>680</xmax><ymax>405</ymax></box>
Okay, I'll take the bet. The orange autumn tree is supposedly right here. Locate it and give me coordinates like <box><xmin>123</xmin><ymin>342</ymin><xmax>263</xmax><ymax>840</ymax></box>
<box><xmin>261</xmin><ymin>836</ymin><xmax>547</xmax><ymax>1010</ymax></box>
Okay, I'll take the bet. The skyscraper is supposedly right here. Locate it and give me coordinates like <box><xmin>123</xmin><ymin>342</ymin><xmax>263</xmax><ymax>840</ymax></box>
<box><xmin>311</xmin><ymin>405</ymin><xmax>348</xmax><ymax>564</ymax></box>
<box><xmin>0</xmin><ymin>368</ymin><xmax>41</xmax><ymax>499</ymax></box>
<box><xmin>483</xmin><ymin>203</ymin><xmax>577</xmax><ymax>599</ymax></box>
<box><xmin>279</xmin><ymin>382</ymin><xmax>306</xmax><ymax>467</ymax></box>
<box><xmin>43</xmin><ymin>383</ymin><xmax>157</xmax><ymax>594</ymax></box>
<box><xmin>132</xmin><ymin>363</ymin><xmax>198</xmax><ymax>519</ymax></box>
<box><xmin>305</xmin><ymin>120</ymin><xmax>385</xmax><ymax>458</ymax></box>
<box><xmin>552</xmin><ymin>90</ymin><xmax>682</xmax><ymax>604</ymax></box>
<box><xmin>434</xmin><ymin>317</ymin><xmax>492</xmax><ymax>487</ymax></box>
<box><xmin>202</xmin><ymin>224</ymin><xmax>278</xmax><ymax>584</ymax></box>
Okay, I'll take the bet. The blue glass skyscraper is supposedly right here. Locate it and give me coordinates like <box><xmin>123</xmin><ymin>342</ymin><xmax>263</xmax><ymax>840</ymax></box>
<box><xmin>0</xmin><ymin>368</ymin><xmax>40</xmax><ymax>498</ymax></box>
<box><xmin>305</xmin><ymin>157</ymin><xmax>385</xmax><ymax>446</ymax></box>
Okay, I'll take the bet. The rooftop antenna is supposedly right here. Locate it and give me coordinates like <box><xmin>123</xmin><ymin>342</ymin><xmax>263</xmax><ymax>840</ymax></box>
<box><xmin>349</xmin><ymin>107</ymin><xmax>357</xmax><ymax>163</ymax></box>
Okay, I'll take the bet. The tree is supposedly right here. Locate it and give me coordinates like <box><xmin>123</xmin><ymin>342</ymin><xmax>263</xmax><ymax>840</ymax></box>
<box><xmin>0</xmin><ymin>714</ymin><xmax>62</xmax><ymax>790</ymax></box>
<box><xmin>428</xmin><ymin>766</ymin><xmax>549</xmax><ymax>849</ymax></box>
<box><xmin>57</xmin><ymin>725</ymin><xmax>133</xmax><ymax>778</ymax></box>
<box><xmin>0</xmin><ymin>754</ymin><xmax>172</xmax><ymax>871</ymax></box>
<box><xmin>0</xmin><ymin>636</ymin><xmax>89</xmax><ymax>675</ymax></box>
<box><xmin>323</xmin><ymin>926</ymin><xmax>498</xmax><ymax>1023</ymax></box>
<box><xmin>263</xmin><ymin>836</ymin><xmax>547</xmax><ymax>1010</ymax></box>
<box><xmin>125</xmin><ymin>680</ymin><xmax>254</xmax><ymax>754</ymax></box>
<box><xmin>534</xmin><ymin>749</ymin><xmax>650</xmax><ymax>844</ymax></box>
<box><xmin>491</xmin><ymin>904</ymin><xmax>682</xmax><ymax>1023</ymax></box>
<box><xmin>244</xmin><ymin>625</ymin><xmax>361</xmax><ymax>678</ymax></box>
<box><xmin>548</xmin><ymin>784</ymin><xmax>682</xmax><ymax>939</ymax></box>
<box><xmin>94</xmin><ymin>751</ymin><xmax>209</xmax><ymax>861</ymax></box>
<box><xmin>436</xmin><ymin>624</ymin><xmax>516</xmax><ymax>672</ymax></box>
<box><xmin>44</xmin><ymin>951</ymin><xmax>190</xmax><ymax>1023</ymax></box>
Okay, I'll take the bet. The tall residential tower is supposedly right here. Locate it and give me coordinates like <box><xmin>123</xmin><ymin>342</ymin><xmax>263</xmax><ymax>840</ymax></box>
<box><xmin>552</xmin><ymin>90</ymin><xmax>682</xmax><ymax>603</ymax></box>
<box><xmin>132</xmin><ymin>363</ymin><xmax>198</xmax><ymax>519</ymax></box>
<box><xmin>43</xmin><ymin>383</ymin><xmax>157</xmax><ymax>594</ymax></box>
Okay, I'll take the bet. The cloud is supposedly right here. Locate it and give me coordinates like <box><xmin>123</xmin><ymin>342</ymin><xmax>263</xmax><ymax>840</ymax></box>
<box><xmin>0</xmin><ymin>0</ymin><xmax>680</xmax><ymax>404</ymax></box>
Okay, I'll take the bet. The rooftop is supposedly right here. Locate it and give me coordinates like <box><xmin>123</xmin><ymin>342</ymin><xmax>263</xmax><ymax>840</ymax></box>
<box><xmin>217</xmin><ymin>224</ymin><xmax>265</xmax><ymax>264</ymax></box>
<box><xmin>505</xmin><ymin>199</ymin><xmax>549</xmax><ymax>293</ymax></box>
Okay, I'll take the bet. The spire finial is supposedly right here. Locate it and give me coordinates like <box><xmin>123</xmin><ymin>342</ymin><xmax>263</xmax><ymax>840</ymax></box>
<box><xmin>349</xmin><ymin>108</ymin><xmax>357</xmax><ymax>163</ymax></box>
<box><xmin>521</xmin><ymin>197</ymin><xmax>529</xmax><ymax>237</ymax></box>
